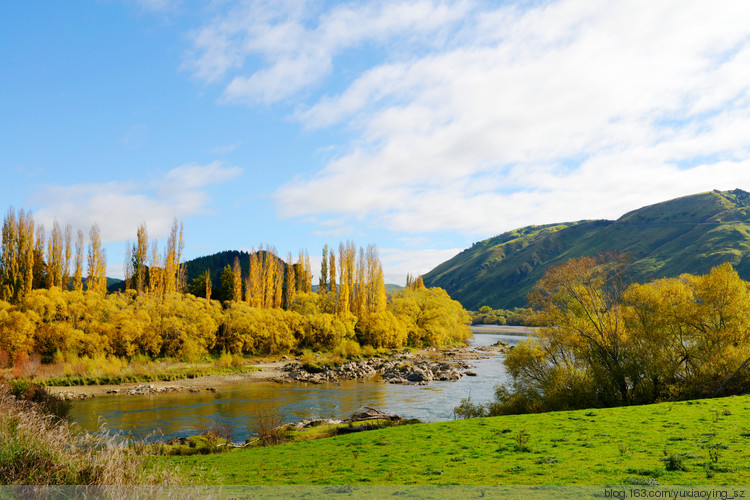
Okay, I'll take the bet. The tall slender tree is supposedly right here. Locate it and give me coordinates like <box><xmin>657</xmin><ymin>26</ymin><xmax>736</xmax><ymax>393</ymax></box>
<box><xmin>133</xmin><ymin>223</ymin><xmax>148</xmax><ymax>294</ymax></box>
<box><xmin>86</xmin><ymin>223</ymin><xmax>106</xmax><ymax>294</ymax></box>
<box><xmin>72</xmin><ymin>229</ymin><xmax>84</xmax><ymax>292</ymax></box>
<box><xmin>319</xmin><ymin>244</ymin><xmax>329</xmax><ymax>293</ymax></box>
<box><xmin>232</xmin><ymin>256</ymin><xmax>242</xmax><ymax>301</ymax></box>
<box><xmin>62</xmin><ymin>224</ymin><xmax>72</xmax><ymax>290</ymax></box>
<box><xmin>47</xmin><ymin>220</ymin><xmax>63</xmax><ymax>288</ymax></box>
<box><xmin>284</xmin><ymin>252</ymin><xmax>296</xmax><ymax>309</ymax></box>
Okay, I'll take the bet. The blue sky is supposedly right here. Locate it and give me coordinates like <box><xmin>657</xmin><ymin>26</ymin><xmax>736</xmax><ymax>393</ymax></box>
<box><xmin>3</xmin><ymin>0</ymin><xmax>750</xmax><ymax>284</ymax></box>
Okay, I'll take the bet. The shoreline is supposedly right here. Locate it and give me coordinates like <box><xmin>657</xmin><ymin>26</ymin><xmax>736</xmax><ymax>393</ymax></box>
<box><xmin>46</xmin><ymin>360</ymin><xmax>291</xmax><ymax>400</ymax></box>
<box><xmin>47</xmin><ymin>342</ymin><xmax>510</xmax><ymax>401</ymax></box>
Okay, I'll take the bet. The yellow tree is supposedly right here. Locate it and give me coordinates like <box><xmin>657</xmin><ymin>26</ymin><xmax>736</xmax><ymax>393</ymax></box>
<box><xmin>319</xmin><ymin>244</ymin><xmax>329</xmax><ymax>293</ymax></box>
<box><xmin>366</xmin><ymin>244</ymin><xmax>386</xmax><ymax>314</ymax></box>
<box><xmin>72</xmin><ymin>229</ymin><xmax>84</xmax><ymax>292</ymax></box>
<box><xmin>283</xmin><ymin>252</ymin><xmax>296</xmax><ymax>309</ymax></box>
<box><xmin>86</xmin><ymin>223</ymin><xmax>107</xmax><ymax>295</ymax></box>
<box><xmin>273</xmin><ymin>261</ymin><xmax>284</xmax><ymax>308</ymax></box>
<box><xmin>18</xmin><ymin>210</ymin><xmax>35</xmax><ymax>298</ymax></box>
<box><xmin>232</xmin><ymin>256</ymin><xmax>242</xmax><ymax>302</ymax></box>
<box><xmin>1</xmin><ymin>208</ymin><xmax>19</xmax><ymax>302</ymax></box>
<box><xmin>46</xmin><ymin>220</ymin><xmax>63</xmax><ymax>288</ymax></box>
<box><xmin>337</xmin><ymin>242</ymin><xmax>350</xmax><ymax>316</ymax></box>
<box><xmin>353</xmin><ymin>246</ymin><xmax>366</xmax><ymax>319</ymax></box>
<box><xmin>62</xmin><ymin>224</ymin><xmax>72</xmax><ymax>289</ymax></box>
<box><xmin>148</xmin><ymin>241</ymin><xmax>163</xmax><ymax>298</ymax></box>
<box><xmin>329</xmin><ymin>250</ymin><xmax>337</xmax><ymax>301</ymax></box>
<box><xmin>32</xmin><ymin>224</ymin><xmax>46</xmax><ymax>290</ymax></box>
<box><xmin>525</xmin><ymin>253</ymin><xmax>633</xmax><ymax>406</ymax></box>
<box><xmin>1</xmin><ymin>208</ymin><xmax>36</xmax><ymax>302</ymax></box>
<box><xmin>246</xmin><ymin>249</ymin><xmax>263</xmax><ymax>308</ymax></box>
<box><xmin>164</xmin><ymin>219</ymin><xmax>183</xmax><ymax>293</ymax></box>
<box><xmin>132</xmin><ymin>223</ymin><xmax>148</xmax><ymax>294</ymax></box>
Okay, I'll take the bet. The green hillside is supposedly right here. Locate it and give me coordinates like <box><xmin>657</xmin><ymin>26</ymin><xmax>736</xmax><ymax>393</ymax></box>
<box><xmin>423</xmin><ymin>189</ymin><xmax>750</xmax><ymax>310</ymax></box>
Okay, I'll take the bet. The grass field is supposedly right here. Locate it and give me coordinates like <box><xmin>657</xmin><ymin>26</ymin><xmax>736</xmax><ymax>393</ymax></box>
<box><xmin>168</xmin><ymin>394</ymin><xmax>750</xmax><ymax>485</ymax></box>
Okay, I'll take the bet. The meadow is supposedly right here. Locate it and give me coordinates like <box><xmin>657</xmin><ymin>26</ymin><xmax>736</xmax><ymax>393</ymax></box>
<box><xmin>169</xmin><ymin>394</ymin><xmax>750</xmax><ymax>485</ymax></box>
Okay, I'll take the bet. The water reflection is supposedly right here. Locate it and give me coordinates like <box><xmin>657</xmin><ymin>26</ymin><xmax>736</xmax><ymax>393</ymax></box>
<box><xmin>69</xmin><ymin>330</ymin><xmax>526</xmax><ymax>442</ymax></box>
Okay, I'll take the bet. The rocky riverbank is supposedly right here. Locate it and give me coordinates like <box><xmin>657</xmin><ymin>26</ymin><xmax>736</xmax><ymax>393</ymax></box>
<box><xmin>283</xmin><ymin>339</ymin><xmax>512</xmax><ymax>384</ymax></box>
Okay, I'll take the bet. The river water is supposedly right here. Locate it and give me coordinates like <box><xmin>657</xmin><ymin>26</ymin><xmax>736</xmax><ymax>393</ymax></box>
<box><xmin>68</xmin><ymin>327</ymin><xmax>528</xmax><ymax>443</ymax></box>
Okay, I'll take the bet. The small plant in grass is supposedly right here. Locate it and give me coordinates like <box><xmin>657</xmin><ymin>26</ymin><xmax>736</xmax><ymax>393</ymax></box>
<box><xmin>514</xmin><ymin>428</ymin><xmax>531</xmax><ymax>452</ymax></box>
<box><xmin>200</xmin><ymin>419</ymin><xmax>233</xmax><ymax>452</ymax></box>
<box><xmin>251</xmin><ymin>409</ymin><xmax>287</xmax><ymax>446</ymax></box>
<box><xmin>453</xmin><ymin>396</ymin><xmax>486</xmax><ymax>419</ymax></box>
<box><xmin>663</xmin><ymin>453</ymin><xmax>687</xmax><ymax>472</ymax></box>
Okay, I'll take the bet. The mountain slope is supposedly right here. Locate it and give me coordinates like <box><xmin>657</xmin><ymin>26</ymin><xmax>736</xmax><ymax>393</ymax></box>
<box><xmin>423</xmin><ymin>189</ymin><xmax>750</xmax><ymax>310</ymax></box>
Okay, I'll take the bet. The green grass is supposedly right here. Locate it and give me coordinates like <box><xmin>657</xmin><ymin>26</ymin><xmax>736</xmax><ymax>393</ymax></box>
<box><xmin>166</xmin><ymin>395</ymin><xmax>750</xmax><ymax>485</ymax></box>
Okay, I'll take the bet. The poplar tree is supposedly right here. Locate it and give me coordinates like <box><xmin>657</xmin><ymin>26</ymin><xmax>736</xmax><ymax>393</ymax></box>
<box><xmin>72</xmin><ymin>229</ymin><xmax>84</xmax><ymax>292</ymax></box>
<box><xmin>149</xmin><ymin>241</ymin><xmax>162</xmax><ymax>298</ymax></box>
<box><xmin>47</xmin><ymin>220</ymin><xmax>63</xmax><ymax>288</ymax></box>
<box><xmin>32</xmin><ymin>225</ymin><xmax>46</xmax><ymax>290</ymax></box>
<box><xmin>263</xmin><ymin>248</ymin><xmax>277</xmax><ymax>309</ymax></box>
<box><xmin>1</xmin><ymin>208</ymin><xmax>35</xmax><ymax>302</ymax></box>
<box><xmin>247</xmin><ymin>249</ymin><xmax>262</xmax><ymax>308</ymax></box>
<box><xmin>1</xmin><ymin>208</ymin><xmax>19</xmax><ymax>302</ymax></box>
<box><xmin>338</xmin><ymin>242</ymin><xmax>350</xmax><ymax>316</ymax></box>
<box><xmin>273</xmin><ymin>261</ymin><xmax>284</xmax><ymax>308</ymax></box>
<box><xmin>329</xmin><ymin>251</ymin><xmax>337</xmax><ymax>302</ymax></box>
<box><xmin>18</xmin><ymin>210</ymin><xmax>35</xmax><ymax>298</ymax></box>
<box><xmin>232</xmin><ymin>256</ymin><xmax>242</xmax><ymax>301</ymax></box>
<box><xmin>133</xmin><ymin>223</ymin><xmax>148</xmax><ymax>294</ymax></box>
<box><xmin>366</xmin><ymin>244</ymin><xmax>387</xmax><ymax>314</ymax></box>
<box><xmin>284</xmin><ymin>252</ymin><xmax>296</xmax><ymax>309</ymax></box>
<box><xmin>62</xmin><ymin>224</ymin><xmax>72</xmax><ymax>290</ymax></box>
<box><xmin>354</xmin><ymin>246</ymin><xmax>366</xmax><ymax>318</ymax></box>
<box><xmin>86</xmin><ymin>224</ymin><xmax>106</xmax><ymax>294</ymax></box>
<box><xmin>320</xmin><ymin>244</ymin><xmax>329</xmax><ymax>293</ymax></box>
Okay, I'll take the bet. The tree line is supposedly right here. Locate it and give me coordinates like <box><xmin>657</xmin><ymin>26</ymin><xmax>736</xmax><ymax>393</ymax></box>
<box><xmin>1</xmin><ymin>208</ymin><xmax>107</xmax><ymax>303</ymax></box>
<box><xmin>0</xmin><ymin>208</ymin><xmax>471</xmax><ymax>364</ymax></box>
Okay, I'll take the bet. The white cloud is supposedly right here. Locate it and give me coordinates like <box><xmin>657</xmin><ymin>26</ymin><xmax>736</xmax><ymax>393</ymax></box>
<box><xmin>268</xmin><ymin>0</ymin><xmax>750</xmax><ymax>236</ymax></box>
<box><xmin>380</xmin><ymin>247</ymin><xmax>463</xmax><ymax>285</ymax></box>
<box><xmin>32</xmin><ymin>162</ymin><xmax>242</xmax><ymax>242</ymax></box>
<box><xmin>183</xmin><ymin>0</ymin><xmax>470</xmax><ymax>104</ymax></box>
<box><xmin>180</xmin><ymin>0</ymin><xmax>750</xmax><ymax>258</ymax></box>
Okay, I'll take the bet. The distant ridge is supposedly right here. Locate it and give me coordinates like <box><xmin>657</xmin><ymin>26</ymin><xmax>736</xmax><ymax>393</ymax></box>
<box><xmin>423</xmin><ymin>189</ymin><xmax>750</xmax><ymax>310</ymax></box>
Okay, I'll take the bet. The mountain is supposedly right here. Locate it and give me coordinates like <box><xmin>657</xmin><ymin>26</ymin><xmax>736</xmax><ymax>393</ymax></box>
<box><xmin>423</xmin><ymin>189</ymin><xmax>750</xmax><ymax>310</ymax></box>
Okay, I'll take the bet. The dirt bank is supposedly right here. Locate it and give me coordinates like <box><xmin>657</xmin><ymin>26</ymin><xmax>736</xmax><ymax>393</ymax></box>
<box><xmin>47</xmin><ymin>360</ymin><xmax>291</xmax><ymax>400</ymax></box>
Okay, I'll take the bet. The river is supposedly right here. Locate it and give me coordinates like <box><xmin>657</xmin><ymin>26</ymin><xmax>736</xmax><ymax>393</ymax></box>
<box><xmin>68</xmin><ymin>327</ymin><xmax>528</xmax><ymax>443</ymax></box>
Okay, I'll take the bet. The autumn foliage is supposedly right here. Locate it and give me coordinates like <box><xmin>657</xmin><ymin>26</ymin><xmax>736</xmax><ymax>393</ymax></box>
<box><xmin>495</xmin><ymin>255</ymin><xmax>750</xmax><ymax>414</ymax></box>
<box><xmin>0</xmin><ymin>209</ymin><xmax>471</xmax><ymax>368</ymax></box>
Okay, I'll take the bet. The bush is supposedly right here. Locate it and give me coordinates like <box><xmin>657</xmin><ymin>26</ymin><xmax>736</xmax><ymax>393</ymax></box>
<box><xmin>453</xmin><ymin>397</ymin><xmax>486</xmax><ymax>419</ymax></box>
<box><xmin>332</xmin><ymin>339</ymin><xmax>361</xmax><ymax>359</ymax></box>
<box><xmin>251</xmin><ymin>409</ymin><xmax>287</xmax><ymax>446</ymax></box>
